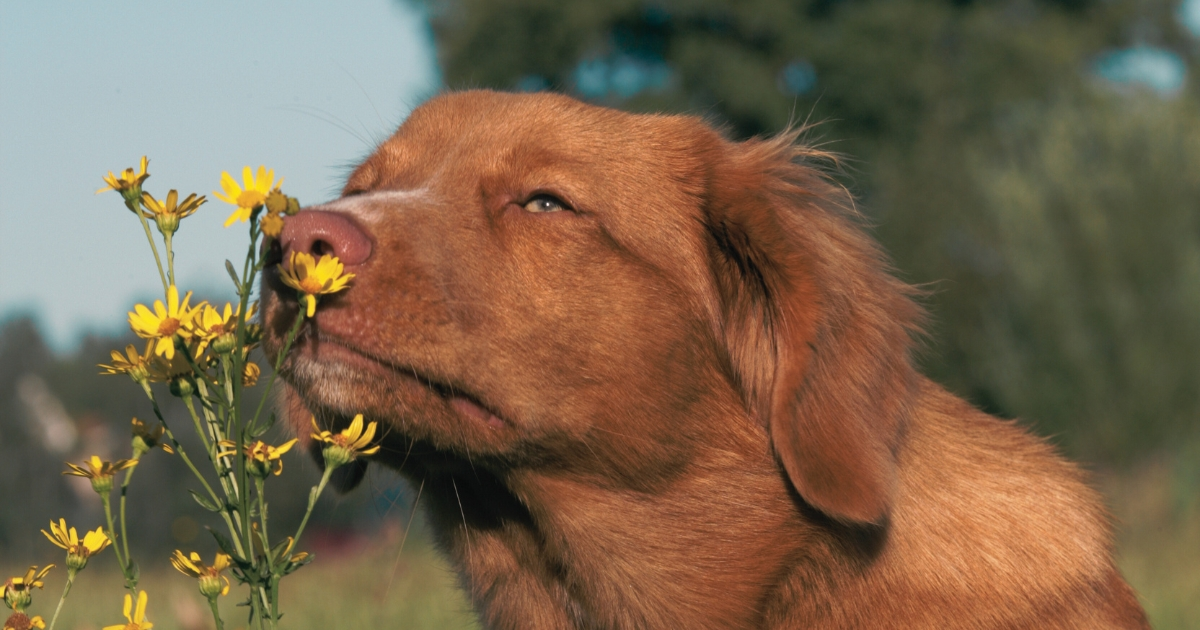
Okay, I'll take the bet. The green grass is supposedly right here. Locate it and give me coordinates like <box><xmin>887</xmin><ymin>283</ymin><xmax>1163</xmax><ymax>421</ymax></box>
<box><xmin>9</xmin><ymin>463</ymin><xmax>1196</xmax><ymax>629</ymax></box>
<box><xmin>1105</xmin><ymin>458</ymin><xmax>1200</xmax><ymax>630</ymax></box>
<box><xmin>8</xmin><ymin>536</ymin><xmax>478</xmax><ymax>630</ymax></box>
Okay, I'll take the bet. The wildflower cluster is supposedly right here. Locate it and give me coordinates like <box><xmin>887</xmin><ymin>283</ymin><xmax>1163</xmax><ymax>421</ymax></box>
<box><xmin>11</xmin><ymin>157</ymin><xmax>370</xmax><ymax>630</ymax></box>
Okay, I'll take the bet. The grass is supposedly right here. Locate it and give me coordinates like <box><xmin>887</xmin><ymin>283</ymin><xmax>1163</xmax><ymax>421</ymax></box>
<box><xmin>1105</xmin><ymin>455</ymin><xmax>1200</xmax><ymax>629</ymax></box>
<box><xmin>8</xmin><ymin>524</ymin><xmax>479</xmax><ymax>630</ymax></box>
<box><xmin>8</xmin><ymin>462</ymin><xmax>1196</xmax><ymax>629</ymax></box>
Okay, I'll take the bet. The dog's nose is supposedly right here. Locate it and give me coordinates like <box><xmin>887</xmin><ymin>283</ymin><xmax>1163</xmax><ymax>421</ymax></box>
<box><xmin>279</xmin><ymin>210</ymin><xmax>373</xmax><ymax>266</ymax></box>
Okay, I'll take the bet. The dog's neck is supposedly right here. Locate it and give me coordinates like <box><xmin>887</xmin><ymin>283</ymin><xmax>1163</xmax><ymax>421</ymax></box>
<box><xmin>403</xmin><ymin>430</ymin><xmax>842</xmax><ymax>630</ymax></box>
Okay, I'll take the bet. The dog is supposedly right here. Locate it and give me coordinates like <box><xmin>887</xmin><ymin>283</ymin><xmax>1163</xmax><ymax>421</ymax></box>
<box><xmin>261</xmin><ymin>90</ymin><xmax>1150</xmax><ymax>629</ymax></box>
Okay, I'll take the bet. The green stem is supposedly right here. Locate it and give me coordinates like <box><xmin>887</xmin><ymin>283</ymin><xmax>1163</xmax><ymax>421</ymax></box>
<box><xmin>46</xmin><ymin>569</ymin><xmax>75</xmax><ymax>630</ymax></box>
<box><xmin>292</xmin><ymin>465</ymin><xmax>335</xmax><ymax>550</ymax></box>
<box><xmin>101</xmin><ymin>493</ymin><xmax>135</xmax><ymax>591</ymax></box>
<box><xmin>118</xmin><ymin>459</ymin><xmax>140</xmax><ymax>569</ymax></box>
<box><xmin>137</xmin><ymin>381</ymin><xmax>247</xmax><ymax>559</ymax></box>
<box><xmin>249</xmin><ymin>305</ymin><xmax>306</xmax><ymax>432</ymax></box>
<box><xmin>232</xmin><ymin>218</ymin><xmax>262</xmax><ymax>575</ymax></box>
<box><xmin>255</xmin><ymin>478</ymin><xmax>271</xmax><ymax>563</ymax></box>
<box><xmin>191</xmin><ymin>380</ymin><xmax>240</xmax><ymax>502</ymax></box>
<box><xmin>163</xmin><ymin>230</ymin><xmax>175</xmax><ymax>287</ymax></box>
<box><xmin>208</xmin><ymin>597</ymin><xmax>225</xmax><ymax>630</ymax></box>
<box><xmin>128</xmin><ymin>199</ymin><xmax>168</xmax><ymax>294</ymax></box>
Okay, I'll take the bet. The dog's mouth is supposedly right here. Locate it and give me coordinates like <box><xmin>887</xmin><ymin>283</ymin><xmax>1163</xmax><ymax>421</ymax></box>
<box><xmin>286</xmin><ymin>330</ymin><xmax>509</xmax><ymax>434</ymax></box>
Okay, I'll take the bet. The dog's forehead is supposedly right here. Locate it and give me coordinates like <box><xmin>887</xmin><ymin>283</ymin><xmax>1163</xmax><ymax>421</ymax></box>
<box><xmin>346</xmin><ymin>91</ymin><xmax>656</xmax><ymax>194</ymax></box>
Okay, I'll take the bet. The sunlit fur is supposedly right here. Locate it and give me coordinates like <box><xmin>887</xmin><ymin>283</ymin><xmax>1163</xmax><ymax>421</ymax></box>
<box><xmin>261</xmin><ymin>91</ymin><xmax>1148</xmax><ymax>629</ymax></box>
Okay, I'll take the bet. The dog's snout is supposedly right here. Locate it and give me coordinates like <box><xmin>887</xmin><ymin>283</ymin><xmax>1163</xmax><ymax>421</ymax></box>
<box><xmin>280</xmin><ymin>210</ymin><xmax>373</xmax><ymax>266</ymax></box>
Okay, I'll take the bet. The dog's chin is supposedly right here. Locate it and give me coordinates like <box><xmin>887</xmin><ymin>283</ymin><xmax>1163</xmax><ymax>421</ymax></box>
<box><xmin>280</xmin><ymin>338</ymin><xmax>519</xmax><ymax>474</ymax></box>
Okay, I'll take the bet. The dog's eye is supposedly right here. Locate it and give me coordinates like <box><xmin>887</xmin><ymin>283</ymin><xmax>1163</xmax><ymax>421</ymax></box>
<box><xmin>523</xmin><ymin>194</ymin><xmax>567</xmax><ymax>213</ymax></box>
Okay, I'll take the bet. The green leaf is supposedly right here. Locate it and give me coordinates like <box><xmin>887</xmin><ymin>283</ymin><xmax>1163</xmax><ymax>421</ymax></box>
<box><xmin>190</xmin><ymin>490</ymin><xmax>221</xmax><ymax>512</ymax></box>
<box><xmin>225</xmin><ymin>260</ymin><xmax>242</xmax><ymax>293</ymax></box>
<box><xmin>269</xmin><ymin>537</ymin><xmax>292</xmax><ymax>563</ymax></box>
<box><xmin>207</xmin><ymin>526</ymin><xmax>238</xmax><ymax>559</ymax></box>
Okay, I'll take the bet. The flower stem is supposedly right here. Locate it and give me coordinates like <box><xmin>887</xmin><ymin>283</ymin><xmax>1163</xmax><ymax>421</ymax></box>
<box><xmin>249</xmin><ymin>305</ymin><xmax>305</xmax><ymax>431</ymax></box>
<box><xmin>163</xmin><ymin>230</ymin><xmax>175</xmax><ymax>287</ymax></box>
<box><xmin>137</xmin><ymin>381</ymin><xmax>247</xmax><ymax>559</ymax></box>
<box><xmin>46</xmin><ymin>569</ymin><xmax>75</xmax><ymax>630</ymax></box>
<box><xmin>119</xmin><ymin>458</ymin><xmax>140</xmax><ymax>570</ymax></box>
<box><xmin>128</xmin><ymin>199</ymin><xmax>168</xmax><ymax>294</ymax></box>
<box><xmin>291</xmin><ymin>465</ymin><xmax>335</xmax><ymax>551</ymax></box>
<box><xmin>101</xmin><ymin>493</ymin><xmax>136</xmax><ymax>591</ymax></box>
<box><xmin>208</xmin><ymin>597</ymin><xmax>225</xmax><ymax>630</ymax></box>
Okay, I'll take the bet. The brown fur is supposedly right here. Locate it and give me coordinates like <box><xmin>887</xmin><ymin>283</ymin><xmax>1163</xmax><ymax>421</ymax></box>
<box><xmin>261</xmin><ymin>90</ymin><xmax>1149</xmax><ymax>629</ymax></box>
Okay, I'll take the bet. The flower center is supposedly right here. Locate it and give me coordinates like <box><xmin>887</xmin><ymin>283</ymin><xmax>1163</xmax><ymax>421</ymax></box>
<box><xmin>237</xmin><ymin>190</ymin><xmax>266</xmax><ymax>209</ymax></box>
<box><xmin>158</xmin><ymin>317</ymin><xmax>181</xmax><ymax>337</ymax></box>
<box><xmin>299</xmin><ymin>277</ymin><xmax>325</xmax><ymax>294</ymax></box>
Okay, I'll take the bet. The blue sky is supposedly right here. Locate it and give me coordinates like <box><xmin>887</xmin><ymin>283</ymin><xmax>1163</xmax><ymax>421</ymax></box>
<box><xmin>0</xmin><ymin>0</ymin><xmax>438</xmax><ymax>350</ymax></box>
<box><xmin>3</xmin><ymin>1</ymin><xmax>1196</xmax><ymax>351</ymax></box>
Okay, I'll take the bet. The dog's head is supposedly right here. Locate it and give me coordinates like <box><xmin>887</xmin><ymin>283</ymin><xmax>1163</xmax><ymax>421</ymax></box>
<box><xmin>262</xmin><ymin>90</ymin><xmax>921</xmax><ymax>524</ymax></box>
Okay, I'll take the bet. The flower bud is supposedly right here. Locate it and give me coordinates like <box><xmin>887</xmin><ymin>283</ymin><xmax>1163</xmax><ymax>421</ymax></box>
<box><xmin>130</xmin><ymin>418</ymin><xmax>163</xmax><ymax>458</ymax></box>
<box><xmin>211</xmin><ymin>333</ymin><xmax>238</xmax><ymax>355</ymax></box>
<box><xmin>169</xmin><ymin>377</ymin><xmax>195</xmax><ymax>398</ymax></box>
<box><xmin>198</xmin><ymin>573</ymin><xmax>226</xmax><ymax>600</ymax></box>
<box><xmin>3</xmin><ymin>589</ymin><xmax>30</xmax><ymax>614</ymax></box>
<box><xmin>321</xmin><ymin>444</ymin><xmax>354</xmax><ymax>470</ymax></box>
<box><xmin>265</xmin><ymin>189</ymin><xmax>288</xmax><ymax>214</ymax></box>
<box><xmin>242</xmin><ymin>363</ymin><xmax>261</xmax><ymax>387</ymax></box>
<box><xmin>65</xmin><ymin>553</ymin><xmax>88</xmax><ymax>573</ymax></box>
<box><xmin>89</xmin><ymin>474</ymin><xmax>114</xmax><ymax>495</ymax></box>
<box><xmin>285</xmin><ymin>196</ymin><xmax>301</xmax><ymax>216</ymax></box>
<box><xmin>260</xmin><ymin>212</ymin><xmax>284</xmax><ymax>239</ymax></box>
<box><xmin>154</xmin><ymin>212</ymin><xmax>180</xmax><ymax>236</ymax></box>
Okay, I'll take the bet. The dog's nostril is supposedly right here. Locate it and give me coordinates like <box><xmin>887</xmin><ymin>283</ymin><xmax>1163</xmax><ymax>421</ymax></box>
<box><xmin>311</xmin><ymin>239</ymin><xmax>335</xmax><ymax>257</ymax></box>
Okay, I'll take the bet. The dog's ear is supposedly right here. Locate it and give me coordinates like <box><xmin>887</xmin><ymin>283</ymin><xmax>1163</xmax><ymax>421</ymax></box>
<box><xmin>703</xmin><ymin>132</ymin><xmax>922</xmax><ymax>525</ymax></box>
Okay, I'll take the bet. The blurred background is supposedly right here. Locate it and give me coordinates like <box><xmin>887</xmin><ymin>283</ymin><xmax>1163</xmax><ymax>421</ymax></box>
<box><xmin>2</xmin><ymin>0</ymin><xmax>1199</xmax><ymax>627</ymax></box>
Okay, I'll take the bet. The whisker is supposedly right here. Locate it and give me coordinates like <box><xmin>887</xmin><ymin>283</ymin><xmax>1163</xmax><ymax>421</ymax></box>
<box><xmin>451</xmin><ymin>477</ymin><xmax>473</xmax><ymax>566</ymax></box>
<box><xmin>381</xmin><ymin>476</ymin><xmax>425</xmax><ymax>601</ymax></box>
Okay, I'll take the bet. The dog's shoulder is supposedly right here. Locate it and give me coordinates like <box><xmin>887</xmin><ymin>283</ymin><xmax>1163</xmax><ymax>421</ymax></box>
<box><xmin>767</xmin><ymin>379</ymin><xmax>1148</xmax><ymax>629</ymax></box>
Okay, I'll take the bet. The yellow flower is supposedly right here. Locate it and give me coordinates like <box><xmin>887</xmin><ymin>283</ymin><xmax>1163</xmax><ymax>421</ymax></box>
<box><xmin>140</xmin><ymin>190</ymin><xmax>205</xmax><ymax>236</ymax></box>
<box><xmin>170</xmin><ymin>551</ymin><xmax>230</xmax><ymax>600</ymax></box>
<box><xmin>128</xmin><ymin>285</ymin><xmax>201</xmax><ymax>359</ymax></box>
<box><xmin>97</xmin><ymin>156</ymin><xmax>149</xmax><ymax>197</ymax></box>
<box><xmin>215</xmin><ymin>166</ymin><xmax>281</xmax><ymax>227</ymax></box>
<box><xmin>193</xmin><ymin>302</ymin><xmax>255</xmax><ymax>353</ymax></box>
<box><xmin>260</xmin><ymin>212</ymin><xmax>285</xmax><ymax>238</ymax></box>
<box><xmin>63</xmin><ymin>456</ymin><xmax>137</xmax><ymax>495</ymax></box>
<box><xmin>41</xmin><ymin>519</ymin><xmax>110</xmax><ymax>572</ymax></box>
<box><xmin>141</xmin><ymin>339</ymin><xmax>206</xmax><ymax>385</ymax></box>
<box><xmin>98</xmin><ymin>342</ymin><xmax>154</xmax><ymax>383</ymax></box>
<box><xmin>279</xmin><ymin>252</ymin><xmax>355</xmax><ymax>317</ymax></box>
<box><xmin>311</xmin><ymin>414</ymin><xmax>380</xmax><ymax>468</ymax></box>
<box><xmin>3</xmin><ymin>612</ymin><xmax>46</xmax><ymax>630</ymax></box>
<box><xmin>216</xmin><ymin>438</ymin><xmax>298</xmax><ymax>478</ymax></box>
<box><xmin>130</xmin><ymin>418</ymin><xmax>167</xmax><ymax>456</ymax></box>
<box><xmin>101</xmin><ymin>591</ymin><xmax>152</xmax><ymax>630</ymax></box>
<box><xmin>1</xmin><ymin>566</ymin><xmax>52</xmax><ymax>613</ymax></box>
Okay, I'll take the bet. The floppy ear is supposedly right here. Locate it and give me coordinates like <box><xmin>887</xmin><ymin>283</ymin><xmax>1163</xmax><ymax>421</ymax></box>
<box><xmin>704</xmin><ymin>132</ymin><xmax>922</xmax><ymax>525</ymax></box>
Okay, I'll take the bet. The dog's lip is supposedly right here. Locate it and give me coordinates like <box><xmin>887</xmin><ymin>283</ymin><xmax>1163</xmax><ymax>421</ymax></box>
<box><xmin>300</xmin><ymin>333</ymin><xmax>508</xmax><ymax>430</ymax></box>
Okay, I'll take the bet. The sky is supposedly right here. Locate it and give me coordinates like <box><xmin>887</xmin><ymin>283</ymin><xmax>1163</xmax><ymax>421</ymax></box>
<box><xmin>0</xmin><ymin>0</ymin><xmax>439</xmax><ymax>350</ymax></box>
<box><xmin>2</xmin><ymin>1</ymin><xmax>1196</xmax><ymax>352</ymax></box>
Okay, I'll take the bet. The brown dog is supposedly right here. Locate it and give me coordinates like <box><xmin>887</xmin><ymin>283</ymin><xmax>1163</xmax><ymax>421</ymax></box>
<box><xmin>262</xmin><ymin>90</ymin><xmax>1149</xmax><ymax>629</ymax></box>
